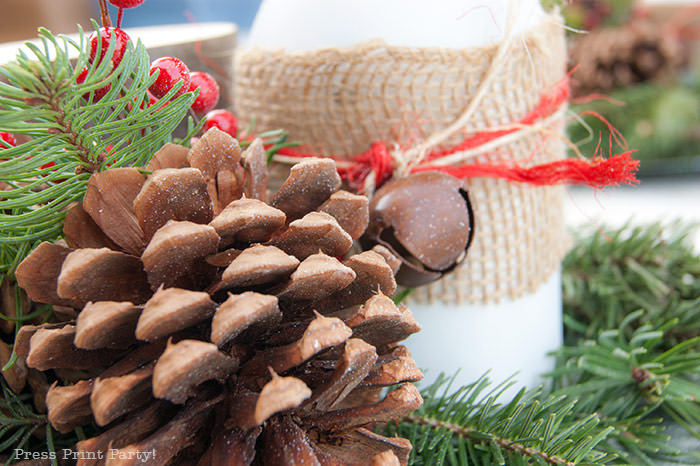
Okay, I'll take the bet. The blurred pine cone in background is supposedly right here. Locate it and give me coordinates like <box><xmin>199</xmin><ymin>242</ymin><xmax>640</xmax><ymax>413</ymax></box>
<box><xmin>570</xmin><ymin>19</ymin><xmax>687</xmax><ymax>97</ymax></box>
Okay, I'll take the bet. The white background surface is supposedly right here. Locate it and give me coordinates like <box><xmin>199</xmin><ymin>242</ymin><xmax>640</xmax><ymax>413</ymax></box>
<box><xmin>407</xmin><ymin>270</ymin><xmax>563</xmax><ymax>394</ymax></box>
<box><xmin>565</xmin><ymin>176</ymin><xmax>700</xmax><ymax>249</ymax></box>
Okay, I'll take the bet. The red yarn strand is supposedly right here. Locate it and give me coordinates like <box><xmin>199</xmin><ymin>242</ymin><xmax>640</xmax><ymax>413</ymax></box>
<box><xmin>412</xmin><ymin>152</ymin><xmax>640</xmax><ymax>189</ymax></box>
<box><xmin>274</xmin><ymin>76</ymin><xmax>639</xmax><ymax>191</ymax></box>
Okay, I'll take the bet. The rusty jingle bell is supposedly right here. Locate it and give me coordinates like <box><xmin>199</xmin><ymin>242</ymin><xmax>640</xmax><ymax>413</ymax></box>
<box><xmin>362</xmin><ymin>172</ymin><xmax>475</xmax><ymax>287</ymax></box>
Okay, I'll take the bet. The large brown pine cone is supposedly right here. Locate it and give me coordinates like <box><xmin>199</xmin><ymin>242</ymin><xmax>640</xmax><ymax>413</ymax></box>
<box><xmin>14</xmin><ymin>128</ymin><xmax>423</xmax><ymax>465</ymax></box>
<box><xmin>570</xmin><ymin>19</ymin><xmax>686</xmax><ymax>96</ymax></box>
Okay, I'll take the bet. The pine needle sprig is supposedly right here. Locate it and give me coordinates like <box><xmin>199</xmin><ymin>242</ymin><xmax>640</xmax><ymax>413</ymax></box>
<box><xmin>0</xmin><ymin>26</ymin><xmax>197</xmax><ymax>277</ymax></box>
<box><xmin>554</xmin><ymin>222</ymin><xmax>700</xmax><ymax>464</ymax></box>
<box><xmin>0</xmin><ymin>378</ymin><xmax>48</xmax><ymax>464</ymax></box>
<box><xmin>384</xmin><ymin>374</ymin><xmax>616</xmax><ymax>466</ymax></box>
<box><xmin>549</xmin><ymin>311</ymin><xmax>700</xmax><ymax>464</ymax></box>
<box><xmin>562</xmin><ymin>222</ymin><xmax>700</xmax><ymax>345</ymax></box>
<box><xmin>235</xmin><ymin>117</ymin><xmax>300</xmax><ymax>162</ymax></box>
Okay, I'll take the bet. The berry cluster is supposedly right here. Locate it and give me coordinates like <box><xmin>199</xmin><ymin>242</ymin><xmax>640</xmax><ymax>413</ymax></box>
<box><xmin>79</xmin><ymin>27</ymin><xmax>224</xmax><ymax>119</ymax></box>
<box><xmin>4</xmin><ymin>0</ymin><xmax>240</xmax><ymax>157</ymax></box>
<box><xmin>105</xmin><ymin>0</ymin><xmax>238</xmax><ymax>131</ymax></box>
<box><xmin>147</xmin><ymin>51</ymin><xmax>238</xmax><ymax>137</ymax></box>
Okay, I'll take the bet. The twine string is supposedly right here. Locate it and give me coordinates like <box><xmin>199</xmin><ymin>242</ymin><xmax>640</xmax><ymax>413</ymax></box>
<box><xmin>396</xmin><ymin>3</ymin><xmax>522</xmax><ymax>174</ymax></box>
<box><xmin>425</xmin><ymin>106</ymin><xmax>567</xmax><ymax>167</ymax></box>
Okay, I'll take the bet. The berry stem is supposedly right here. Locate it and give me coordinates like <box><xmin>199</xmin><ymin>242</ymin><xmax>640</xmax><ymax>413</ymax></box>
<box><xmin>117</xmin><ymin>7</ymin><xmax>124</xmax><ymax>28</ymax></box>
<box><xmin>188</xmin><ymin>108</ymin><xmax>200</xmax><ymax>125</ymax></box>
<box><xmin>98</xmin><ymin>0</ymin><xmax>113</xmax><ymax>28</ymax></box>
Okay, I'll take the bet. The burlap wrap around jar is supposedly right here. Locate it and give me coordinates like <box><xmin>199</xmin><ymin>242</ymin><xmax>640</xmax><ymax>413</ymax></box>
<box><xmin>234</xmin><ymin>14</ymin><xmax>568</xmax><ymax>306</ymax></box>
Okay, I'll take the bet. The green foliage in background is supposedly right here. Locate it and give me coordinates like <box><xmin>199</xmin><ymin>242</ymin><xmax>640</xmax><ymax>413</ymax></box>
<box><xmin>569</xmin><ymin>76</ymin><xmax>700</xmax><ymax>176</ymax></box>
<box><xmin>563</xmin><ymin>222</ymin><xmax>700</xmax><ymax>344</ymax></box>
<box><xmin>563</xmin><ymin>0</ymin><xmax>636</xmax><ymax>30</ymax></box>
<box><xmin>560</xmin><ymin>0</ymin><xmax>700</xmax><ymax>175</ymax></box>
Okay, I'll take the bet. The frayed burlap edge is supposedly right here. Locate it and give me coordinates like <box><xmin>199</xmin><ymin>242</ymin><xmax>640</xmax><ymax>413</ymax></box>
<box><xmin>234</xmin><ymin>14</ymin><xmax>569</xmax><ymax>306</ymax></box>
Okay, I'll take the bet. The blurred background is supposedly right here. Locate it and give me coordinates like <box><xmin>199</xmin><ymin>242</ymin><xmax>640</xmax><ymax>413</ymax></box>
<box><xmin>559</xmin><ymin>0</ymin><xmax>700</xmax><ymax>249</ymax></box>
<box><xmin>565</xmin><ymin>0</ymin><xmax>700</xmax><ymax>177</ymax></box>
<box><xmin>0</xmin><ymin>0</ymin><xmax>262</xmax><ymax>42</ymax></box>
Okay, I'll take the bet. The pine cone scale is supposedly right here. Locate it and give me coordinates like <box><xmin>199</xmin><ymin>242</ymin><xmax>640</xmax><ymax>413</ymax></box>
<box><xmin>57</xmin><ymin>248</ymin><xmax>151</xmax><ymax>306</ymax></box>
<box><xmin>135</xmin><ymin>288</ymin><xmax>216</xmax><ymax>342</ymax></box>
<box><xmin>45</xmin><ymin>379</ymin><xmax>93</xmax><ymax>433</ymax></box>
<box><xmin>82</xmin><ymin>168</ymin><xmax>146</xmax><ymax>255</ymax></box>
<box><xmin>210</xmin><ymin>292</ymin><xmax>280</xmax><ymax>347</ymax></box>
<box><xmin>152</xmin><ymin>339</ymin><xmax>237</xmax><ymax>404</ymax></box>
<box><xmin>312</xmin><ymin>428</ymin><xmax>412</xmax><ymax>465</ymax></box>
<box><xmin>74</xmin><ymin>301</ymin><xmax>140</xmax><ymax>349</ymax></box>
<box><xmin>270</xmin><ymin>158</ymin><xmax>342</xmax><ymax>222</ymax></box>
<box><xmin>301</xmin><ymin>383</ymin><xmax>423</xmax><ymax>433</ymax></box>
<box><xmin>241</xmin><ymin>138</ymin><xmax>268</xmax><ymax>202</ymax></box>
<box><xmin>15</xmin><ymin>242</ymin><xmax>77</xmax><ymax>308</ymax></box>
<box><xmin>91</xmin><ymin>364</ymin><xmax>154</xmax><ymax>426</ymax></box>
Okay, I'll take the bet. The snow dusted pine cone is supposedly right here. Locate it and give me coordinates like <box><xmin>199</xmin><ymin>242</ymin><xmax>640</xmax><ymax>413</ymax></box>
<box><xmin>14</xmin><ymin>128</ymin><xmax>423</xmax><ymax>465</ymax></box>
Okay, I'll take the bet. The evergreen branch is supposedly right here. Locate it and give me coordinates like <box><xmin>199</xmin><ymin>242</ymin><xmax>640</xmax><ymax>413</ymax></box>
<box><xmin>548</xmin><ymin>313</ymin><xmax>700</xmax><ymax>464</ymax></box>
<box><xmin>562</xmin><ymin>221</ymin><xmax>700</xmax><ymax>346</ymax></box>
<box><xmin>554</xmin><ymin>222</ymin><xmax>700</xmax><ymax>464</ymax></box>
<box><xmin>398</xmin><ymin>222</ymin><xmax>700</xmax><ymax>465</ymax></box>
<box><xmin>402</xmin><ymin>414</ymin><xmax>578</xmax><ymax>466</ymax></box>
<box><xmin>0</xmin><ymin>26</ymin><xmax>196</xmax><ymax>278</ymax></box>
<box><xmin>0</xmin><ymin>379</ymin><xmax>47</xmax><ymax>464</ymax></box>
<box><xmin>386</xmin><ymin>375</ymin><xmax>615</xmax><ymax>466</ymax></box>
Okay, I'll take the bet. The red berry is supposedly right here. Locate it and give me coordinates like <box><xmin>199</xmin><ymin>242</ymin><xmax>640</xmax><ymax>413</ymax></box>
<box><xmin>103</xmin><ymin>145</ymin><xmax>118</xmax><ymax>167</ymax></box>
<box><xmin>39</xmin><ymin>160</ymin><xmax>68</xmax><ymax>183</ymax></box>
<box><xmin>76</xmin><ymin>67</ymin><xmax>111</xmax><ymax>102</ymax></box>
<box><xmin>203</xmin><ymin>109</ymin><xmax>238</xmax><ymax>137</ymax></box>
<box><xmin>89</xmin><ymin>27</ymin><xmax>130</xmax><ymax>67</ymax></box>
<box><xmin>188</xmin><ymin>72</ymin><xmax>220</xmax><ymax>114</ymax></box>
<box><xmin>0</xmin><ymin>132</ymin><xmax>16</xmax><ymax>148</ymax></box>
<box><xmin>149</xmin><ymin>57</ymin><xmax>190</xmax><ymax>99</ymax></box>
<box><xmin>76</xmin><ymin>67</ymin><xmax>88</xmax><ymax>82</ymax></box>
<box><xmin>108</xmin><ymin>0</ymin><xmax>146</xmax><ymax>8</ymax></box>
